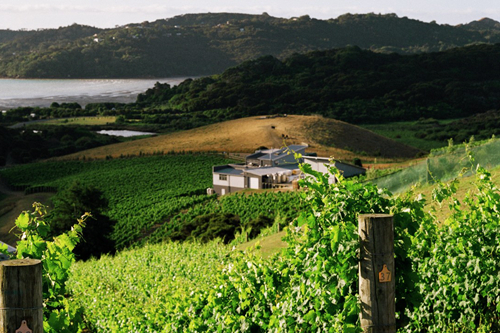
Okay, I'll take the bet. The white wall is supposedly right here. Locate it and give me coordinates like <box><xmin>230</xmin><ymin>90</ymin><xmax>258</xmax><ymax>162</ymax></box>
<box><xmin>307</xmin><ymin>160</ymin><xmax>330</xmax><ymax>173</ymax></box>
<box><xmin>213</xmin><ymin>174</ymin><xmax>245</xmax><ymax>189</ymax></box>
<box><xmin>249</xmin><ymin>177</ymin><xmax>259</xmax><ymax>189</ymax></box>
<box><xmin>304</xmin><ymin>159</ymin><xmax>336</xmax><ymax>184</ymax></box>
<box><xmin>230</xmin><ymin>175</ymin><xmax>245</xmax><ymax>188</ymax></box>
<box><xmin>213</xmin><ymin>174</ymin><xmax>228</xmax><ymax>186</ymax></box>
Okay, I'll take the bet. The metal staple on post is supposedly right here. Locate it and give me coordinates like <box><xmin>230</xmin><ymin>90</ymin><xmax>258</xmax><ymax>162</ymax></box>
<box><xmin>0</xmin><ymin>259</ymin><xmax>43</xmax><ymax>333</ymax></box>
<box><xmin>358</xmin><ymin>214</ymin><xmax>396</xmax><ymax>333</ymax></box>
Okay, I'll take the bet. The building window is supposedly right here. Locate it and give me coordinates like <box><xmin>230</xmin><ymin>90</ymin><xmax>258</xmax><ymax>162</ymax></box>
<box><xmin>219</xmin><ymin>174</ymin><xmax>227</xmax><ymax>181</ymax></box>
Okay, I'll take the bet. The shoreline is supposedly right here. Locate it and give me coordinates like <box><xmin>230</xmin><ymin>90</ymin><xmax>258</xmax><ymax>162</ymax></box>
<box><xmin>0</xmin><ymin>76</ymin><xmax>192</xmax><ymax>109</ymax></box>
<box><xmin>0</xmin><ymin>94</ymin><xmax>138</xmax><ymax>109</ymax></box>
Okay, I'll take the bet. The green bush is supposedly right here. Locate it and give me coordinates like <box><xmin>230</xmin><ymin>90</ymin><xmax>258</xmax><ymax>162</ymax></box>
<box><xmin>1</xmin><ymin>203</ymin><xmax>88</xmax><ymax>332</ymax></box>
<box><xmin>170</xmin><ymin>212</ymin><xmax>241</xmax><ymax>244</ymax></box>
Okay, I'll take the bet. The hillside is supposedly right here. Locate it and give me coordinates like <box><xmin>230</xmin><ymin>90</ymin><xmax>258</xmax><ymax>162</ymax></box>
<box><xmin>135</xmin><ymin>43</ymin><xmax>500</xmax><ymax>125</ymax></box>
<box><xmin>55</xmin><ymin>115</ymin><xmax>420</xmax><ymax>161</ymax></box>
<box><xmin>459</xmin><ymin>17</ymin><xmax>500</xmax><ymax>31</ymax></box>
<box><xmin>1</xmin><ymin>13</ymin><xmax>500</xmax><ymax>78</ymax></box>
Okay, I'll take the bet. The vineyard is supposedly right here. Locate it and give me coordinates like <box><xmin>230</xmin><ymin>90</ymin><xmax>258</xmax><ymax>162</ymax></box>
<box><xmin>3</xmin><ymin>148</ymin><xmax>500</xmax><ymax>331</ymax></box>
<box><xmin>0</xmin><ymin>154</ymin><xmax>306</xmax><ymax>249</ymax></box>
<box><xmin>68</xmin><ymin>241</ymin><xmax>230</xmax><ymax>332</ymax></box>
<box><xmin>140</xmin><ymin>191</ymin><xmax>308</xmax><ymax>246</ymax></box>
<box><xmin>64</xmin><ymin>151</ymin><xmax>500</xmax><ymax>332</ymax></box>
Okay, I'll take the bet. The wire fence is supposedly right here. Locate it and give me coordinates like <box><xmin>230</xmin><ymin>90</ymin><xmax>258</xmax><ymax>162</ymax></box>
<box><xmin>371</xmin><ymin>138</ymin><xmax>500</xmax><ymax>194</ymax></box>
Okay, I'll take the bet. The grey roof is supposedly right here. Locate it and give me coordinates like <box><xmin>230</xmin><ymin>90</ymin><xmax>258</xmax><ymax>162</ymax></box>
<box><xmin>303</xmin><ymin>156</ymin><xmax>331</xmax><ymax>163</ymax></box>
<box><xmin>248</xmin><ymin>145</ymin><xmax>307</xmax><ymax>162</ymax></box>
<box><xmin>245</xmin><ymin>164</ymin><xmax>299</xmax><ymax>176</ymax></box>
<box><xmin>303</xmin><ymin>156</ymin><xmax>366</xmax><ymax>172</ymax></box>
<box><xmin>214</xmin><ymin>167</ymin><xmax>244</xmax><ymax>176</ymax></box>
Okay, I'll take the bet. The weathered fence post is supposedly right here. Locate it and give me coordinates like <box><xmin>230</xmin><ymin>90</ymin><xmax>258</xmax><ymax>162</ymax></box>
<box><xmin>0</xmin><ymin>259</ymin><xmax>43</xmax><ymax>333</ymax></box>
<box><xmin>358</xmin><ymin>214</ymin><xmax>395</xmax><ymax>333</ymax></box>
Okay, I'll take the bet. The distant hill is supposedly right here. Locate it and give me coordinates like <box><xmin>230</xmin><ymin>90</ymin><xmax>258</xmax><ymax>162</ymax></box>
<box><xmin>135</xmin><ymin>43</ymin><xmax>500</xmax><ymax>124</ymax></box>
<box><xmin>55</xmin><ymin>115</ymin><xmax>421</xmax><ymax>161</ymax></box>
<box><xmin>1</xmin><ymin>12</ymin><xmax>500</xmax><ymax>78</ymax></box>
<box><xmin>459</xmin><ymin>17</ymin><xmax>500</xmax><ymax>32</ymax></box>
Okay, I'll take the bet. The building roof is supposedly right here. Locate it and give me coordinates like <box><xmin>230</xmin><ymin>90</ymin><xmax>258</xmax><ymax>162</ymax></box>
<box><xmin>303</xmin><ymin>156</ymin><xmax>366</xmax><ymax>172</ymax></box>
<box><xmin>245</xmin><ymin>164</ymin><xmax>299</xmax><ymax>176</ymax></box>
<box><xmin>213</xmin><ymin>167</ymin><xmax>244</xmax><ymax>176</ymax></box>
<box><xmin>214</xmin><ymin>163</ymin><xmax>300</xmax><ymax>177</ymax></box>
<box><xmin>247</xmin><ymin>145</ymin><xmax>307</xmax><ymax>162</ymax></box>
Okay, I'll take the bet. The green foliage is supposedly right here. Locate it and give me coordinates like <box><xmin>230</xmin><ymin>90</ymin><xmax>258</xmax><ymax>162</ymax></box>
<box><xmin>364</xmin><ymin>111</ymin><xmax>500</xmax><ymax>152</ymax></box>
<box><xmin>407</xmin><ymin>164</ymin><xmax>500</xmax><ymax>331</ymax></box>
<box><xmin>135</xmin><ymin>43</ymin><xmax>500</xmax><ymax>126</ymax></box>
<box><xmin>245</xmin><ymin>215</ymin><xmax>274</xmax><ymax>239</ymax></box>
<box><xmin>0</xmin><ymin>124</ymin><xmax>120</xmax><ymax>164</ymax></box>
<box><xmin>8</xmin><ymin>203</ymin><xmax>89</xmax><ymax>332</ymax></box>
<box><xmin>1</xmin><ymin>13</ymin><xmax>500</xmax><ymax>79</ymax></box>
<box><xmin>142</xmin><ymin>191</ymin><xmax>307</xmax><ymax>245</ymax></box>
<box><xmin>66</xmin><ymin>150</ymin><xmax>500</xmax><ymax>331</ymax></box>
<box><xmin>170</xmin><ymin>212</ymin><xmax>241</xmax><ymax>244</ymax></box>
<box><xmin>67</xmin><ymin>240</ymin><xmax>230</xmax><ymax>332</ymax></box>
<box><xmin>48</xmin><ymin>181</ymin><xmax>116</xmax><ymax>260</ymax></box>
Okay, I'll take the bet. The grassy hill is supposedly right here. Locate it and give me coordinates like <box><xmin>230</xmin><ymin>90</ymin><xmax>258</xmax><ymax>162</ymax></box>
<box><xmin>54</xmin><ymin>115</ymin><xmax>421</xmax><ymax>161</ymax></box>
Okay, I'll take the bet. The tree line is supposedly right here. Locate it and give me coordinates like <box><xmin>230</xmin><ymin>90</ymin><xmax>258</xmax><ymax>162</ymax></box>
<box><xmin>136</xmin><ymin>43</ymin><xmax>500</xmax><ymax>124</ymax></box>
<box><xmin>0</xmin><ymin>12</ymin><xmax>500</xmax><ymax>78</ymax></box>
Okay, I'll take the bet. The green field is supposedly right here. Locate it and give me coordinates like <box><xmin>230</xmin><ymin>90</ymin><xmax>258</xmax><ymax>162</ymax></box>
<box><xmin>361</xmin><ymin>119</ymin><xmax>459</xmax><ymax>151</ymax></box>
<box><xmin>68</xmin><ymin>241</ymin><xmax>230</xmax><ymax>332</ymax></box>
<box><xmin>63</xmin><ymin>154</ymin><xmax>500</xmax><ymax>332</ymax></box>
<box><xmin>35</xmin><ymin>116</ymin><xmax>116</xmax><ymax>126</ymax></box>
<box><xmin>0</xmin><ymin>154</ymin><xmax>236</xmax><ymax>248</ymax></box>
<box><xmin>0</xmin><ymin>154</ymin><xmax>306</xmax><ymax>249</ymax></box>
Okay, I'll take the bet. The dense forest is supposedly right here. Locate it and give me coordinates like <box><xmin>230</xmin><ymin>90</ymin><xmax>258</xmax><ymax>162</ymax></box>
<box><xmin>0</xmin><ymin>13</ymin><xmax>500</xmax><ymax>78</ymax></box>
<box><xmin>136</xmin><ymin>43</ymin><xmax>500</xmax><ymax>124</ymax></box>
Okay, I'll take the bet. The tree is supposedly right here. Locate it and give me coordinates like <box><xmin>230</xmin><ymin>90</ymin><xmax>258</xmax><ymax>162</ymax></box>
<box><xmin>48</xmin><ymin>181</ymin><xmax>115</xmax><ymax>260</ymax></box>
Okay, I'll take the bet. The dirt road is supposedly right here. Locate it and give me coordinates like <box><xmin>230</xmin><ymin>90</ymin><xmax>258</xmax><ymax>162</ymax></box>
<box><xmin>0</xmin><ymin>176</ymin><xmax>52</xmax><ymax>245</ymax></box>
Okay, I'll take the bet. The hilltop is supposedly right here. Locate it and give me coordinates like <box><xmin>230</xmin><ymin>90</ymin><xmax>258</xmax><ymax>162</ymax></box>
<box><xmin>55</xmin><ymin>115</ymin><xmax>420</xmax><ymax>161</ymax></box>
<box><xmin>1</xmin><ymin>12</ymin><xmax>500</xmax><ymax>78</ymax></box>
<box><xmin>459</xmin><ymin>17</ymin><xmax>500</xmax><ymax>31</ymax></box>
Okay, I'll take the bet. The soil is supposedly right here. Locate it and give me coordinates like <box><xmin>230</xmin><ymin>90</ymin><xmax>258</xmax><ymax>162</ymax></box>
<box><xmin>0</xmin><ymin>177</ymin><xmax>53</xmax><ymax>246</ymax></box>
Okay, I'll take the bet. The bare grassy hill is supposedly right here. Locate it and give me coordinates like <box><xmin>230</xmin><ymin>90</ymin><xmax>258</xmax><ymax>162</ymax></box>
<box><xmin>57</xmin><ymin>115</ymin><xmax>421</xmax><ymax>161</ymax></box>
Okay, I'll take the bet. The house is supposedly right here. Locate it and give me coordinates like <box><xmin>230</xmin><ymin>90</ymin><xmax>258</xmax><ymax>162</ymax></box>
<box><xmin>302</xmin><ymin>156</ymin><xmax>367</xmax><ymax>184</ymax></box>
<box><xmin>245</xmin><ymin>145</ymin><xmax>307</xmax><ymax>167</ymax></box>
<box><xmin>211</xmin><ymin>145</ymin><xmax>366</xmax><ymax>195</ymax></box>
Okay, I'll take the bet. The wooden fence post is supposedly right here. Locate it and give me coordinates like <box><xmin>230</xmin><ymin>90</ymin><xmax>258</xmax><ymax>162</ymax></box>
<box><xmin>358</xmin><ymin>214</ymin><xmax>395</xmax><ymax>333</ymax></box>
<box><xmin>0</xmin><ymin>259</ymin><xmax>43</xmax><ymax>333</ymax></box>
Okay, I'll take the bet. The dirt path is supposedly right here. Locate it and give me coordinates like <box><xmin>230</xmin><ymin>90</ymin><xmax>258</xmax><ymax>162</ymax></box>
<box><xmin>0</xmin><ymin>176</ymin><xmax>53</xmax><ymax>246</ymax></box>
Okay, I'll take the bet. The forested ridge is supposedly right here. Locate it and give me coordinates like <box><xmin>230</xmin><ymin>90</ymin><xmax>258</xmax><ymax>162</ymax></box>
<box><xmin>1</xmin><ymin>12</ymin><xmax>500</xmax><ymax>78</ymax></box>
<box><xmin>3</xmin><ymin>42</ymin><xmax>500</xmax><ymax>165</ymax></box>
<box><xmin>136</xmin><ymin>43</ymin><xmax>500</xmax><ymax>124</ymax></box>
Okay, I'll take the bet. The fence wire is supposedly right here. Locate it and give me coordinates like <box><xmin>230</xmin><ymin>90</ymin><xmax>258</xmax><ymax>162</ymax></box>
<box><xmin>371</xmin><ymin>138</ymin><xmax>500</xmax><ymax>194</ymax></box>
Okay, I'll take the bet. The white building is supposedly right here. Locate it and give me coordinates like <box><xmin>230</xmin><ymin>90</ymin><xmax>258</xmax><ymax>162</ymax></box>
<box><xmin>211</xmin><ymin>145</ymin><xmax>366</xmax><ymax>195</ymax></box>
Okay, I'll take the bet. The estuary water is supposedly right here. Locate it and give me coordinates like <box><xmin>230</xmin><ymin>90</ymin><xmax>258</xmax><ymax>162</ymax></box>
<box><xmin>0</xmin><ymin>77</ymin><xmax>189</xmax><ymax>109</ymax></box>
<box><xmin>96</xmin><ymin>130</ymin><xmax>157</xmax><ymax>137</ymax></box>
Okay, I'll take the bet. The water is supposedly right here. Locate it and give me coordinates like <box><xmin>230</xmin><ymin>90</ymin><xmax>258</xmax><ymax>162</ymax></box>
<box><xmin>96</xmin><ymin>130</ymin><xmax>156</xmax><ymax>137</ymax></box>
<box><xmin>0</xmin><ymin>77</ymin><xmax>190</xmax><ymax>109</ymax></box>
